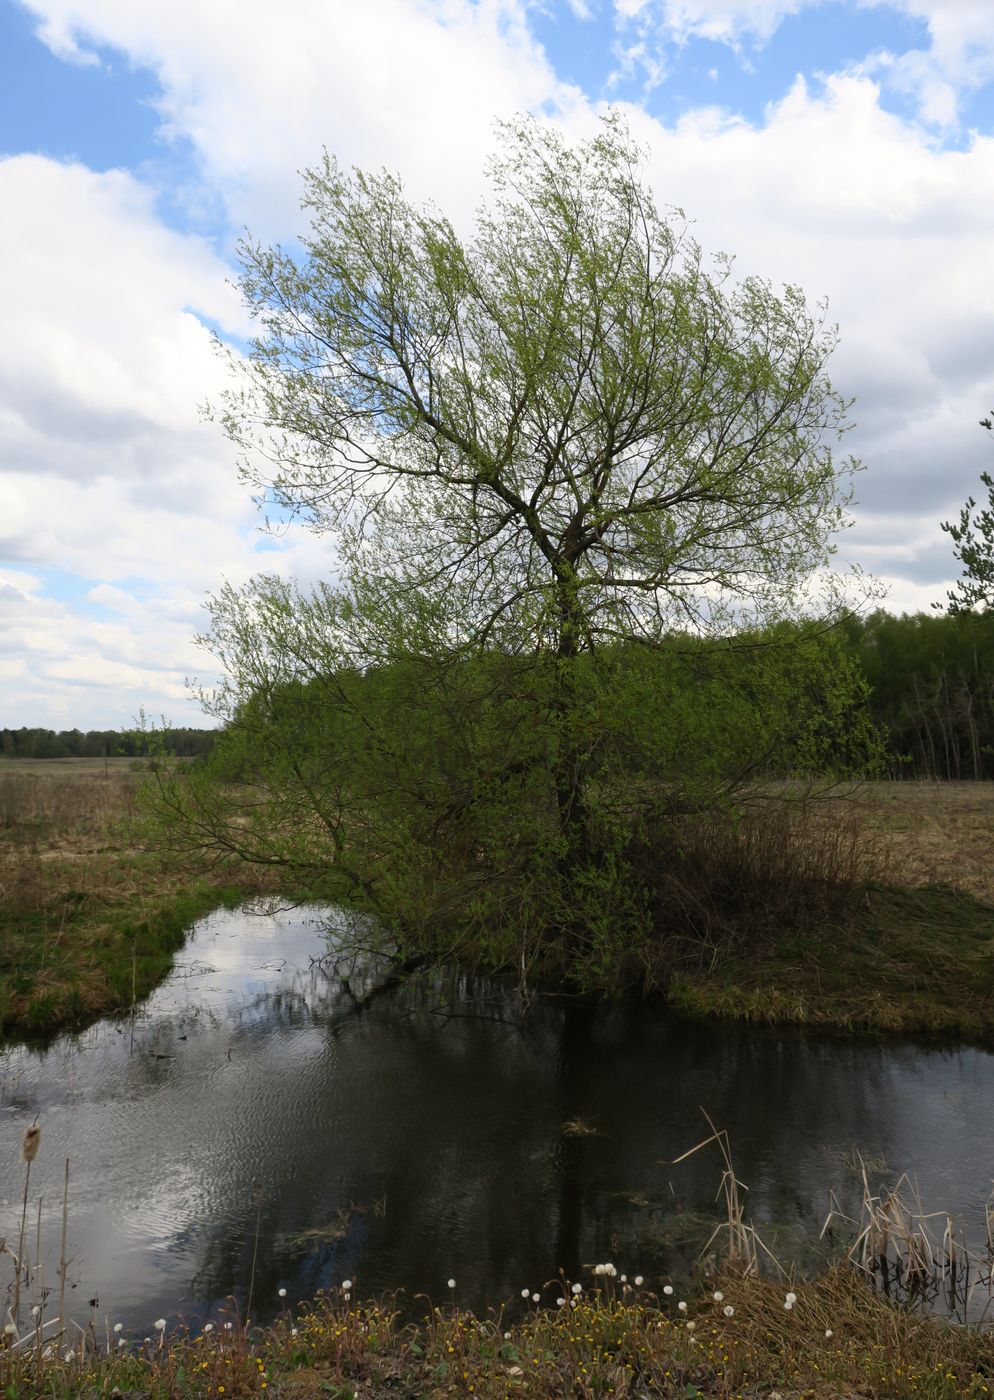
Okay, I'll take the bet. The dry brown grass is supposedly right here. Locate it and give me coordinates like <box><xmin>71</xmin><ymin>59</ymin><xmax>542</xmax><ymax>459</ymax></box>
<box><xmin>0</xmin><ymin>759</ymin><xmax>144</xmax><ymax>854</ymax></box>
<box><xmin>853</xmin><ymin>780</ymin><xmax>994</xmax><ymax>903</ymax></box>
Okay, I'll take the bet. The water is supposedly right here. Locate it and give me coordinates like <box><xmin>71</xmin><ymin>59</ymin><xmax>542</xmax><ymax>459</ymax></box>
<box><xmin>2</xmin><ymin>902</ymin><xmax>993</xmax><ymax>1334</ymax></box>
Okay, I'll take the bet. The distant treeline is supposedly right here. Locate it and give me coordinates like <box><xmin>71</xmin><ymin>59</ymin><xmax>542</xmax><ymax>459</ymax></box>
<box><xmin>0</xmin><ymin>727</ymin><xmax>217</xmax><ymax>760</ymax></box>
<box><xmin>8</xmin><ymin>609</ymin><xmax>994</xmax><ymax>779</ymax></box>
<box><xmin>839</xmin><ymin>609</ymin><xmax>994</xmax><ymax>780</ymax></box>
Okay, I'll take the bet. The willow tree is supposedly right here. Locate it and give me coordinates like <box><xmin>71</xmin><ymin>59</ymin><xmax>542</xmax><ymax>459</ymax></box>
<box><xmin>165</xmin><ymin>116</ymin><xmax>872</xmax><ymax>985</ymax></box>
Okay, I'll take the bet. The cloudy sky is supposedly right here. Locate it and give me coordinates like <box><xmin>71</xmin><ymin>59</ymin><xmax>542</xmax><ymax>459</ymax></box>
<box><xmin>2</xmin><ymin>0</ymin><xmax>993</xmax><ymax>730</ymax></box>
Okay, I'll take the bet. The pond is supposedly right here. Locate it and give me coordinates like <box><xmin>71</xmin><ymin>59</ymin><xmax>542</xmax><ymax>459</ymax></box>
<box><xmin>1</xmin><ymin>902</ymin><xmax>993</xmax><ymax>1335</ymax></box>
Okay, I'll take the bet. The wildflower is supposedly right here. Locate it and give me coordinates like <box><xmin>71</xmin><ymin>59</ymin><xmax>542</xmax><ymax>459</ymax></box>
<box><xmin>447</xmin><ymin>1278</ymin><xmax>456</xmax><ymax>1290</ymax></box>
<box><xmin>571</xmin><ymin>1283</ymin><xmax>582</xmax><ymax>1295</ymax></box>
<box><xmin>678</xmin><ymin>1301</ymin><xmax>687</xmax><ymax>1313</ymax></box>
<box><xmin>22</xmin><ymin>1123</ymin><xmax>41</xmax><ymax>1163</ymax></box>
<box><xmin>634</xmin><ymin>1275</ymin><xmax>644</xmax><ymax>1286</ymax></box>
<box><xmin>723</xmin><ymin>1305</ymin><xmax>735</xmax><ymax>1317</ymax></box>
<box><xmin>113</xmin><ymin>1323</ymin><xmax>124</xmax><ymax>1333</ymax></box>
<box><xmin>662</xmin><ymin>1284</ymin><xmax>673</xmax><ymax>1296</ymax></box>
<box><xmin>713</xmin><ymin>1291</ymin><xmax>724</xmax><ymax>1302</ymax></box>
<box><xmin>278</xmin><ymin>1287</ymin><xmax>287</xmax><ymax>1298</ymax></box>
<box><xmin>154</xmin><ymin>1319</ymin><xmax>166</xmax><ymax>1331</ymax></box>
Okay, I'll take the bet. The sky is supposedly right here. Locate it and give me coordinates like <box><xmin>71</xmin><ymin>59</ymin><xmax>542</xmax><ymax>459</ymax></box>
<box><xmin>2</xmin><ymin>0</ymin><xmax>994</xmax><ymax>730</ymax></box>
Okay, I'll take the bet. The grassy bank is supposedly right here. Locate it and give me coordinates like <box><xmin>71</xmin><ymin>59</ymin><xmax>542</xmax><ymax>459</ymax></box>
<box><xmin>2</xmin><ymin>1267</ymin><xmax>994</xmax><ymax>1398</ymax></box>
<box><xmin>0</xmin><ymin>760</ymin><xmax>284</xmax><ymax>1040</ymax></box>
<box><xmin>668</xmin><ymin>783</ymin><xmax>994</xmax><ymax>1041</ymax></box>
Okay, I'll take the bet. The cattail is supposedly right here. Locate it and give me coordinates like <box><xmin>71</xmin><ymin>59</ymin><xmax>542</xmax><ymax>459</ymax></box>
<box><xmin>21</xmin><ymin>1124</ymin><xmax>41</xmax><ymax>1163</ymax></box>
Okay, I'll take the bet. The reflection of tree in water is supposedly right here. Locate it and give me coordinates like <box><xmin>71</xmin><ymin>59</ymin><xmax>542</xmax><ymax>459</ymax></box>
<box><xmin>178</xmin><ymin>951</ymin><xmax>921</xmax><ymax>1322</ymax></box>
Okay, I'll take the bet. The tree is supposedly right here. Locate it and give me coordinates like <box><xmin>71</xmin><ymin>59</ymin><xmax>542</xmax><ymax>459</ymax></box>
<box><xmin>940</xmin><ymin>415</ymin><xmax>994</xmax><ymax>612</ymax></box>
<box><xmin>158</xmin><ymin>116</ymin><xmax>874</xmax><ymax>986</ymax></box>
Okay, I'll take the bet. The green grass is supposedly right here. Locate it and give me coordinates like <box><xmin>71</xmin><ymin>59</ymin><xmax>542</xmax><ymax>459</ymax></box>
<box><xmin>668</xmin><ymin>881</ymin><xmax>994</xmax><ymax>1041</ymax></box>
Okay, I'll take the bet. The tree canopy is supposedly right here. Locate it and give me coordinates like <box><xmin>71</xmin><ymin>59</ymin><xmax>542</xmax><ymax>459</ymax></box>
<box><xmin>155</xmin><ymin>117</ymin><xmax>877</xmax><ymax>989</ymax></box>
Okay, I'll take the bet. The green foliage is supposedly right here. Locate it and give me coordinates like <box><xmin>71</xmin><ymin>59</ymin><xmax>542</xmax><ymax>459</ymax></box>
<box><xmin>940</xmin><ymin>416</ymin><xmax>994</xmax><ymax>612</ymax></box>
<box><xmin>839</xmin><ymin>609</ymin><xmax>994</xmax><ymax>779</ymax></box>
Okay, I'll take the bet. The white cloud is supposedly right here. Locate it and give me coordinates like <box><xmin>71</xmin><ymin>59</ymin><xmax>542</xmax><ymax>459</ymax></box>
<box><xmin>6</xmin><ymin>0</ymin><xmax>994</xmax><ymax>725</ymax></box>
<box><xmin>18</xmin><ymin>0</ymin><xmax>585</xmax><ymax>237</ymax></box>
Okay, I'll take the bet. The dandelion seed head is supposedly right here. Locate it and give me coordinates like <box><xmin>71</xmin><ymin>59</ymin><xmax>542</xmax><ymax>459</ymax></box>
<box><xmin>531</xmin><ymin>1292</ymin><xmax>540</xmax><ymax>1303</ymax></box>
<box><xmin>686</xmin><ymin>1320</ymin><xmax>696</xmax><ymax>1331</ymax></box>
<box><xmin>678</xmin><ymin>1300</ymin><xmax>687</xmax><ymax>1312</ymax></box>
<box><xmin>447</xmin><ymin>1279</ymin><xmax>456</xmax><ymax>1290</ymax></box>
<box><xmin>571</xmin><ymin>1283</ymin><xmax>582</xmax><ymax>1295</ymax></box>
<box><xmin>117</xmin><ymin>1338</ymin><xmax>126</xmax><ymax>1348</ymax></box>
<box><xmin>556</xmin><ymin>1297</ymin><xmax>565</xmax><ymax>1306</ymax></box>
<box><xmin>3</xmin><ymin>1323</ymin><xmax>16</xmax><ymax>1336</ymax></box>
<box><xmin>784</xmin><ymin>1299</ymin><xmax>794</xmax><ymax>1310</ymax></box>
<box><xmin>723</xmin><ymin>1305</ymin><xmax>735</xmax><ymax>1317</ymax></box>
<box><xmin>203</xmin><ymin>1323</ymin><xmax>214</xmax><ymax>1334</ymax></box>
<box><xmin>634</xmin><ymin>1275</ymin><xmax>644</xmax><ymax>1286</ymax></box>
<box><xmin>154</xmin><ymin>1318</ymin><xmax>166</xmax><ymax>1331</ymax></box>
<box><xmin>341</xmin><ymin>1280</ymin><xmax>352</xmax><ymax>1291</ymax></box>
<box><xmin>278</xmin><ymin>1287</ymin><xmax>287</xmax><ymax>1298</ymax></box>
<box><xmin>31</xmin><ymin>1305</ymin><xmax>40</xmax><ymax>1317</ymax></box>
<box><xmin>291</xmin><ymin>1327</ymin><xmax>298</xmax><ymax>1337</ymax></box>
<box><xmin>64</xmin><ymin>1349</ymin><xmax>75</xmax><ymax>1362</ymax></box>
<box><xmin>713</xmin><ymin>1291</ymin><xmax>724</xmax><ymax>1302</ymax></box>
<box><xmin>521</xmin><ymin>1288</ymin><xmax>530</xmax><ymax>1298</ymax></box>
<box><xmin>825</xmin><ymin>1328</ymin><xmax>834</xmax><ymax>1339</ymax></box>
<box><xmin>785</xmin><ymin>1291</ymin><xmax>797</xmax><ymax>1305</ymax></box>
<box><xmin>113</xmin><ymin>1323</ymin><xmax>123</xmax><ymax>1334</ymax></box>
<box><xmin>662</xmin><ymin>1284</ymin><xmax>673</xmax><ymax>1295</ymax></box>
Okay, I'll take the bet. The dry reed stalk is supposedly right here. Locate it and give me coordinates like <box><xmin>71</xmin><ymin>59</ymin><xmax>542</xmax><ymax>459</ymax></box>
<box><xmin>12</xmin><ymin>1122</ymin><xmax>41</xmax><ymax>1327</ymax></box>
<box><xmin>57</xmin><ymin>1157</ymin><xmax>68</xmax><ymax>1343</ymax></box>
<box><xmin>671</xmin><ymin>1110</ymin><xmax>783</xmax><ymax>1277</ymax></box>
